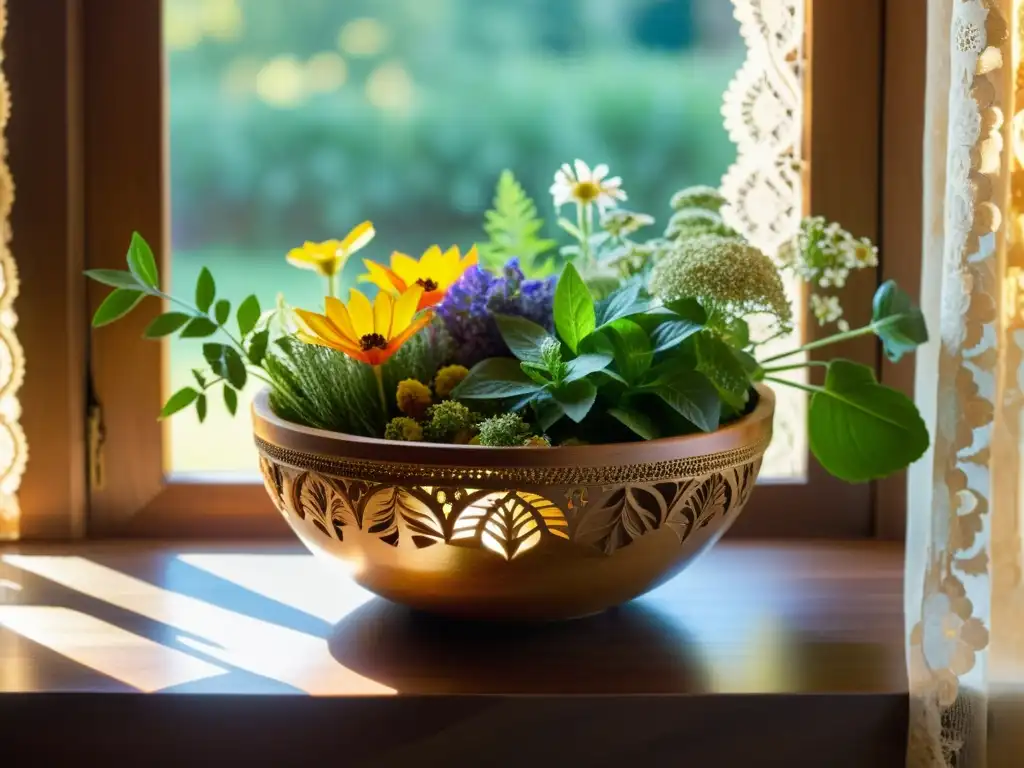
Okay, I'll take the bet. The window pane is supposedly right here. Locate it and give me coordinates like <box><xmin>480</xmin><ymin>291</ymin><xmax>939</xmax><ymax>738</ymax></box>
<box><xmin>163</xmin><ymin>0</ymin><xmax>799</xmax><ymax>480</ymax></box>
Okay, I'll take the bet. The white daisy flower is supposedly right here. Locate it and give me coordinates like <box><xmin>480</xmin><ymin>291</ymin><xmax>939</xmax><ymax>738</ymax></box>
<box><xmin>550</xmin><ymin>159</ymin><xmax>627</xmax><ymax>211</ymax></box>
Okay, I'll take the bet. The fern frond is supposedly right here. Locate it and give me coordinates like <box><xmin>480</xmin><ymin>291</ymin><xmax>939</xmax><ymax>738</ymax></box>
<box><xmin>478</xmin><ymin>170</ymin><xmax>557</xmax><ymax>277</ymax></box>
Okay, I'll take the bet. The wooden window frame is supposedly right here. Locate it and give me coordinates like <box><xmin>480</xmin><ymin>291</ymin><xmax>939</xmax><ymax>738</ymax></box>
<box><xmin>10</xmin><ymin>0</ymin><xmax>925</xmax><ymax>539</ymax></box>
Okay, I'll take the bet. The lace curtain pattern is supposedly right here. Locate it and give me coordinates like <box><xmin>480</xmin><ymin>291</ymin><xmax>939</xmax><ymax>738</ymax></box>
<box><xmin>908</xmin><ymin>0</ymin><xmax>1024</xmax><ymax>764</ymax></box>
<box><xmin>0</xmin><ymin>0</ymin><xmax>24</xmax><ymax>542</ymax></box>
<box><xmin>720</xmin><ymin>0</ymin><xmax>807</xmax><ymax>479</ymax></box>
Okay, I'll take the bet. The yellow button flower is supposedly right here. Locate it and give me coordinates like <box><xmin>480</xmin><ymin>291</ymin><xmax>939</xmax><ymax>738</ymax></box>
<box><xmin>286</xmin><ymin>221</ymin><xmax>376</xmax><ymax>278</ymax></box>
<box><xmin>360</xmin><ymin>244</ymin><xmax>477</xmax><ymax>310</ymax></box>
<box><xmin>294</xmin><ymin>284</ymin><xmax>431</xmax><ymax>367</ymax></box>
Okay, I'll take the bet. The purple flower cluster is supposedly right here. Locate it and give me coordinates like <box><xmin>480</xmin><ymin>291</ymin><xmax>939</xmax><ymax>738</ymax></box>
<box><xmin>437</xmin><ymin>259</ymin><xmax>555</xmax><ymax>368</ymax></box>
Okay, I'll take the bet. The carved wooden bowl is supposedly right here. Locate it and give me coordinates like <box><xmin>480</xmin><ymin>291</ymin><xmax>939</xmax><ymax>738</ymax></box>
<box><xmin>252</xmin><ymin>385</ymin><xmax>774</xmax><ymax>621</ymax></box>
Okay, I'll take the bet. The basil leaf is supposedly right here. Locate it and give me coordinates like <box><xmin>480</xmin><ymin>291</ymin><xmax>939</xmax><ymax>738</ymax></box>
<box><xmin>143</xmin><ymin>312</ymin><xmax>191</xmax><ymax>338</ymax></box>
<box><xmin>695</xmin><ymin>332</ymin><xmax>751</xmax><ymax>411</ymax></box>
<box><xmin>196</xmin><ymin>394</ymin><xmax>208</xmax><ymax>423</ymax></box>
<box><xmin>160</xmin><ymin>387</ymin><xmax>199</xmax><ymax>419</ymax></box>
<box><xmin>92</xmin><ymin>288</ymin><xmax>145</xmax><ymax>327</ymax></box>
<box><xmin>452</xmin><ymin>358</ymin><xmax>543</xmax><ymax>399</ymax></box>
<box><xmin>563</xmin><ymin>353</ymin><xmax>613</xmax><ymax>383</ymax></box>
<box><xmin>520</xmin><ymin>362</ymin><xmax>552</xmax><ymax>386</ymax></box>
<box><xmin>533</xmin><ymin>393</ymin><xmax>565</xmax><ymax>431</ymax></box>
<box><xmin>237</xmin><ymin>294</ymin><xmax>261</xmax><ymax>336</ymax></box>
<box><xmin>550</xmin><ymin>378</ymin><xmax>597</xmax><ymax>423</ymax></box>
<box><xmin>127</xmin><ymin>232</ymin><xmax>159</xmax><ymax>288</ymax></box>
<box><xmin>809</xmin><ymin>359</ymin><xmax>929</xmax><ymax>482</ymax></box>
<box><xmin>553</xmin><ymin>262</ymin><xmax>595</xmax><ymax>353</ymax></box>
<box><xmin>650</xmin><ymin>319</ymin><xmax>702</xmax><ymax>354</ymax></box>
<box><xmin>651</xmin><ymin>369</ymin><xmax>720</xmax><ymax>433</ymax></box>
<box><xmin>494</xmin><ymin>313</ymin><xmax>552</xmax><ymax>364</ymax></box>
<box><xmin>872</xmin><ymin>280</ymin><xmax>928</xmax><ymax>362</ymax></box>
<box><xmin>595</xmin><ymin>280</ymin><xmax>648</xmax><ymax>328</ymax></box>
<box><xmin>608</xmin><ymin>406</ymin><xmax>659</xmax><ymax>440</ymax></box>
<box><xmin>607</xmin><ymin>318</ymin><xmax>653</xmax><ymax>383</ymax></box>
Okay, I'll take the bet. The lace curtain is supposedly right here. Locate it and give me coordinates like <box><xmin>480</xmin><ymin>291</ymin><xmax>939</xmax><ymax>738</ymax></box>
<box><xmin>907</xmin><ymin>0</ymin><xmax>1024</xmax><ymax>764</ymax></box>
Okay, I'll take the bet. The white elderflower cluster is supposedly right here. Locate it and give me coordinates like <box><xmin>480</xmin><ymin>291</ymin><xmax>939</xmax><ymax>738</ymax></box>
<box><xmin>779</xmin><ymin>216</ymin><xmax>878</xmax><ymax>329</ymax></box>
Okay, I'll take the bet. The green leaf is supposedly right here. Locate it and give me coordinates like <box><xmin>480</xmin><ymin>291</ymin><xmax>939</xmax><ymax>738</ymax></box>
<box><xmin>195</xmin><ymin>267</ymin><xmax>215</xmax><ymax>313</ymax></box>
<box><xmin>237</xmin><ymin>295</ymin><xmax>261</xmax><ymax>336</ymax></box>
<box><xmin>563</xmin><ymin>353</ymin><xmax>613</xmax><ymax>383</ymax></box>
<box><xmin>722</xmin><ymin>317</ymin><xmax>750</xmax><ymax>349</ymax></box>
<box><xmin>520</xmin><ymin>362</ymin><xmax>552</xmax><ymax>386</ymax></box>
<box><xmin>196</xmin><ymin>394</ymin><xmax>208</xmax><ymax>423</ymax></box>
<box><xmin>92</xmin><ymin>288</ymin><xmax>145</xmax><ymax>327</ymax></box>
<box><xmin>650</xmin><ymin>369</ymin><xmax>721</xmax><ymax>433</ymax></box>
<box><xmin>223</xmin><ymin>347</ymin><xmax>247</xmax><ymax>390</ymax></box>
<box><xmin>143</xmin><ymin>312</ymin><xmax>191</xmax><ymax>338</ymax></box>
<box><xmin>204</xmin><ymin>343</ymin><xmax>245</xmax><ymax>389</ymax></box>
<box><xmin>180</xmin><ymin>317</ymin><xmax>219</xmax><ymax>338</ymax></box>
<box><xmin>551</xmin><ymin>378</ymin><xmax>598</xmax><ymax>423</ymax></box>
<box><xmin>478</xmin><ymin>170</ymin><xmax>558</xmax><ymax>277</ymax></box>
<box><xmin>664</xmin><ymin>298</ymin><xmax>708</xmax><ymax>325</ymax></box>
<box><xmin>214</xmin><ymin>299</ymin><xmax>231</xmax><ymax>326</ymax></box>
<box><xmin>595</xmin><ymin>281</ymin><xmax>648</xmax><ymax>328</ymax></box>
<box><xmin>494</xmin><ymin>313</ymin><xmax>552</xmax><ymax>364</ymax></box>
<box><xmin>223</xmin><ymin>385</ymin><xmax>238</xmax><ymax>416</ymax></box>
<box><xmin>160</xmin><ymin>387</ymin><xmax>199</xmax><ymax>419</ymax></box>
<box><xmin>533</xmin><ymin>395</ymin><xmax>565</xmax><ymax>432</ymax></box>
<box><xmin>650</xmin><ymin>319</ymin><xmax>702</xmax><ymax>354</ymax></box>
<box><xmin>84</xmin><ymin>269</ymin><xmax>144</xmax><ymax>290</ymax></box>
<box><xmin>608</xmin><ymin>406</ymin><xmax>659</xmax><ymax>440</ymax></box>
<box><xmin>695</xmin><ymin>332</ymin><xmax>751</xmax><ymax>411</ymax></box>
<box><xmin>247</xmin><ymin>329</ymin><xmax>270</xmax><ymax>365</ymax></box>
<box><xmin>452</xmin><ymin>357</ymin><xmax>543</xmax><ymax>399</ymax></box>
<box><xmin>808</xmin><ymin>359</ymin><xmax>929</xmax><ymax>482</ymax></box>
<box><xmin>192</xmin><ymin>369</ymin><xmax>207</xmax><ymax>388</ymax></box>
<box><xmin>127</xmin><ymin>232</ymin><xmax>159</xmax><ymax>288</ymax></box>
<box><xmin>553</xmin><ymin>262</ymin><xmax>595</xmax><ymax>353</ymax></box>
<box><xmin>872</xmin><ymin>280</ymin><xmax>929</xmax><ymax>362</ymax></box>
<box><xmin>607</xmin><ymin>318</ymin><xmax>653</xmax><ymax>383</ymax></box>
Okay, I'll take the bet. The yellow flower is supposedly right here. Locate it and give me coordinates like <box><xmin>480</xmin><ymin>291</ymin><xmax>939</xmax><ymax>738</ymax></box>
<box><xmin>434</xmin><ymin>364</ymin><xmax>469</xmax><ymax>399</ymax></box>
<box><xmin>294</xmin><ymin>285</ymin><xmax>431</xmax><ymax>366</ymax></box>
<box><xmin>286</xmin><ymin>221</ymin><xmax>376</xmax><ymax>277</ymax></box>
<box><xmin>360</xmin><ymin>245</ymin><xmax>477</xmax><ymax>310</ymax></box>
<box><xmin>396</xmin><ymin>379</ymin><xmax>432</xmax><ymax>419</ymax></box>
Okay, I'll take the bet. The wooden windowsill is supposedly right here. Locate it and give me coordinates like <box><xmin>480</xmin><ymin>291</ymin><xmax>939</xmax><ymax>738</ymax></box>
<box><xmin>0</xmin><ymin>540</ymin><xmax>907</xmax><ymax>766</ymax></box>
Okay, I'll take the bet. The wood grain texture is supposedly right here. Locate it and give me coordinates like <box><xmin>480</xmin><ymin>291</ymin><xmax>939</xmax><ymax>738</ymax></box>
<box><xmin>6</xmin><ymin>0</ymin><xmax>88</xmax><ymax>538</ymax></box>
<box><xmin>0</xmin><ymin>541</ymin><xmax>907</xmax><ymax>764</ymax></box>
<box><xmin>876</xmin><ymin>0</ymin><xmax>926</xmax><ymax>541</ymax></box>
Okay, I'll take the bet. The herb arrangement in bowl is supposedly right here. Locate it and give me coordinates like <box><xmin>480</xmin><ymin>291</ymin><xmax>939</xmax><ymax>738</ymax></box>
<box><xmin>86</xmin><ymin>161</ymin><xmax>929</xmax><ymax>620</ymax></box>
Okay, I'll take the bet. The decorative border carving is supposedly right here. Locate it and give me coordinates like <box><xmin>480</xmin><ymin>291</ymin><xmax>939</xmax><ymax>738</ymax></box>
<box><xmin>0</xmin><ymin>0</ymin><xmax>25</xmax><ymax>541</ymax></box>
<box><xmin>254</xmin><ymin>433</ymin><xmax>772</xmax><ymax>488</ymax></box>
<box><xmin>258</xmin><ymin>450</ymin><xmax>762</xmax><ymax>561</ymax></box>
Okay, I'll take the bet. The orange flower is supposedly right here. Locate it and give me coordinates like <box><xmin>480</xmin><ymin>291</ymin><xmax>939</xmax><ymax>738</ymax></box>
<box><xmin>360</xmin><ymin>245</ymin><xmax>477</xmax><ymax>310</ymax></box>
<box><xmin>294</xmin><ymin>285</ymin><xmax>432</xmax><ymax>367</ymax></box>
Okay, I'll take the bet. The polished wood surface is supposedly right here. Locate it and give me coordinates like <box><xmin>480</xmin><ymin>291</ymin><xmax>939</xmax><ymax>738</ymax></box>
<box><xmin>0</xmin><ymin>540</ymin><xmax>907</xmax><ymax>765</ymax></box>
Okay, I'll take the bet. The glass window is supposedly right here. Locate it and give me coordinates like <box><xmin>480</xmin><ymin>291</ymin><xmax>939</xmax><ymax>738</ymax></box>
<box><xmin>163</xmin><ymin>0</ymin><xmax>788</xmax><ymax>478</ymax></box>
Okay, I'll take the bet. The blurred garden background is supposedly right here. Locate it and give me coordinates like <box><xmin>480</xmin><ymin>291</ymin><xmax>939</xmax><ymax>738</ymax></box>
<box><xmin>164</xmin><ymin>0</ymin><xmax>746</xmax><ymax>476</ymax></box>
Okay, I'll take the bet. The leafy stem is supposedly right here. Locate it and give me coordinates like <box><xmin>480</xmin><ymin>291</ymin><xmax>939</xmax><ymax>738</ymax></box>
<box><xmin>759</xmin><ymin>319</ymin><xmax>897</xmax><ymax>364</ymax></box>
<box><xmin>760</xmin><ymin>360</ymin><xmax>828</xmax><ymax>375</ymax></box>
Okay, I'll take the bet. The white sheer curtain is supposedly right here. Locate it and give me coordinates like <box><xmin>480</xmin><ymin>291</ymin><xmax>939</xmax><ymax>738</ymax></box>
<box><xmin>907</xmin><ymin>0</ymin><xmax>1024</xmax><ymax>764</ymax></box>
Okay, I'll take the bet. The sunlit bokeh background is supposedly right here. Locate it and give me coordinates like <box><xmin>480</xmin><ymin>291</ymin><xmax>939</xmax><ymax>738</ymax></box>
<box><xmin>164</xmin><ymin>0</ymin><xmax>746</xmax><ymax>477</ymax></box>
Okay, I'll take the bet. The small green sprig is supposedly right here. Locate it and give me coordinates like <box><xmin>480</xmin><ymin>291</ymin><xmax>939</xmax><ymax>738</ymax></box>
<box><xmin>86</xmin><ymin>232</ymin><xmax>279</xmax><ymax>423</ymax></box>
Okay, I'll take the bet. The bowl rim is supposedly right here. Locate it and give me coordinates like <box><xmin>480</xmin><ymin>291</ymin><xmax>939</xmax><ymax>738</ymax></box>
<box><xmin>252</xmin><ymin>383</ymin><xmax>774</xmax><ymax>472</ymax></box>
